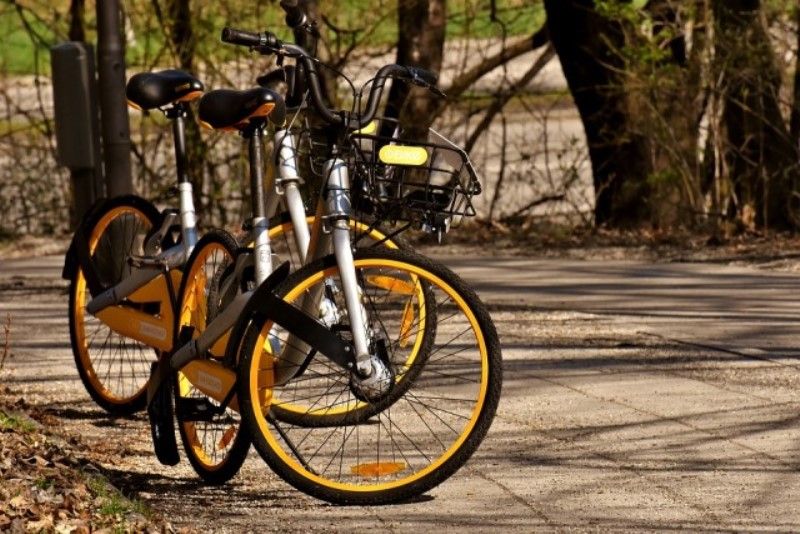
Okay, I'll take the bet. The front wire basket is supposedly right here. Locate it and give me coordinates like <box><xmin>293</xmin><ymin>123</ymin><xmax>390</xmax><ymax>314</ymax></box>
<box><xmin>347</xmin><ymin>117</ymin><xmax>482</xmax><ymax>231</ymax></box>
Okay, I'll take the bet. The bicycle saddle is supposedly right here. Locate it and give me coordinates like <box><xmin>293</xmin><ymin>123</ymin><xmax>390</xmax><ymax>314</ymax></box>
<box><xmin>126</xmin><ymin>70</ymin><xmax>204</xmax><ymax>110</ymax></box>
<box><xmin>198</xmin><ymin>87</ymin><xmax>286</xmax><ymax>130</ymax></box>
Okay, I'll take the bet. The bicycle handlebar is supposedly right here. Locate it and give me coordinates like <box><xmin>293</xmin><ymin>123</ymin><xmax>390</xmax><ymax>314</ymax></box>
<box><xmin>221</xmin><ymin>27</ymin><xmax>443</xmax><ymax>128</ymax></box>
<box><xmin>221</xmin><ymin>27</ymin><xmax>280</xmax><ymax>48</ymax></box>
<box><xmin>408</xmin><ymin>66</ymin><xmax>438</xmax><ymax>87</ymax></box>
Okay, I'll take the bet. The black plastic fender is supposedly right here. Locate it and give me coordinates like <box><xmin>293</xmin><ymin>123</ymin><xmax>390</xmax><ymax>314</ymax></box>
<box><xmin>147</xmin><ymin>261</ymin><xmax>292</xmax><ymax>407</ymax></box>
<box><xmin>146</xmin><ymin>362</ymin><xmax>180</xmax><ymax>466</ymax></box>
<box><xmin>224</xmin><ymin>260</ymin><xmax>352</xmax><ymax>372</ymax></box>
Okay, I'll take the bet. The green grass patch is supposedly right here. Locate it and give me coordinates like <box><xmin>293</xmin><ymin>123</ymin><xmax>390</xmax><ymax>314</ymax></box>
<box><xmin>85</xmin><ymin>474</ymin><xmax>151</xmax><ymax>519</ymax></box>
<box><xmin>447</xmin><ymin>1</ymin><xmax>546</xmax><ymax>40</ymax></box>
<box><xmin>1</xmin><ymin>1</ymin><xmax>546</xmax><ymax>75</ymax></box>
<box><xmin>0</xmin><ymin>409</ymin><xmax>37</xmax><ymax>433</ymax></box>
<box><xmin>0</xmin><ymin>6</ymin><xmax>62</xmax><ymax>74</ymax></box>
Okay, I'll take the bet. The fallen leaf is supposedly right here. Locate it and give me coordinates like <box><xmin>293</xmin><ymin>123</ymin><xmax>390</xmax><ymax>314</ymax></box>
<box><xmin>9</xmin><ymin>495</ymin><xmax>30</xmax><ymax>509</ymax></box>
<box><xmin>26</xmin><ymin>516</ymin><xmax>53</xmax><ymax>531</ymax></box>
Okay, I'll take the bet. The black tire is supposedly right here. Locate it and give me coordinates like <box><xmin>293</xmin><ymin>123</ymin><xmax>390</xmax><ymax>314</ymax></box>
<box><xmin>68</xmin><ymin>195</ymin><xmax>161</xmax><ymax>416</ymax></box>
<box><xmin>174</xmin><ymin>229</ymin><xmax>251</xmax><ymax>485</ymax></box>
<box><xmin>237</xmin><ymin>248</ymin><xmax>502</xmax><ymax>505</ymax></box>
<box><xmin>148</xmin><ymin>363</ymin><xmax>180</xmax><ymax>466</ymax></box>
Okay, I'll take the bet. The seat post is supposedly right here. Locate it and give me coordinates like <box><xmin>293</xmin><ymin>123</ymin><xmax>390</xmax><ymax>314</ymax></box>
<box><xmin>166</xmin><ymin>103</ymin><xmax>190</xmax><ymax>185</ymax></box>
<box><xmin>165</xmin><ymin>102</ymin><xmax>198</xmax><ymax>254</ymax></box>
<box><xmin>245</xmin><ymin>122</ymin><xmax>272</xmax><ymax>284</ymax></box>
<box><xmin>246</xmin><ymin>124</ymin><xmax>267</xmax><ymax>220</ymax></box>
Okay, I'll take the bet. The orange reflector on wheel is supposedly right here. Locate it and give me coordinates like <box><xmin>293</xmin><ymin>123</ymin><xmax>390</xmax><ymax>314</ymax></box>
<box><xmin>217</xmin><ymin>425</ymin><xmax>237</xmax><ymax>450</ymax></box>
<box><xmin>366</xmin><ymin>275</ymin><xmax>415</xmax><ymax>295</ymax></box>
<box><xmin>351</xmin><ymin>462</ymin><xmax>407</xmax><ymax>477</ymax></box>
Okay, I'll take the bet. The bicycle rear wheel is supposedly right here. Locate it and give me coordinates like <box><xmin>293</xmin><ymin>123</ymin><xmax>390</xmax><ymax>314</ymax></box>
<box><xmin>68</xmin><ymin>196</ymin><xmax>160</xmax><ymax>415</ymax></box>
<box><xmin>237</xmin><ymin>248</ymin><xmax>502</xmax><ymax>504</ymax></box>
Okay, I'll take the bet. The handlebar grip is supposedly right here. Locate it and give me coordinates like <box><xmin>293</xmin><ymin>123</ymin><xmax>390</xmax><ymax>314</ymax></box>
<box><xmin>221</xmin><ymin>27</ymin><xmax>263</xmax><ymax>47</ymax></box>
<box><xmin>280</xmin><ymin>0</ymin><xmax>307</xmax><ymax>28</ymax></box>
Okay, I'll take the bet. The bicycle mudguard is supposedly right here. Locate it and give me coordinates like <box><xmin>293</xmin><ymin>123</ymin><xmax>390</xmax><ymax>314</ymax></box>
<box><xmin>225</xmin><ymin>261</ymin><xmax>352</xmax><ymax>372</ymax></box>
<box><xmin>62</xmin><ymin>196</ymin><xmax>109</xmax><ymax>283</ymax></box>
<box><xmin>146</xmin><ymin>362</ymin><xmax>180</xmax><ymax>466</ymax></box>
<box><xmin>62</xmin><ymin>195</ymin><xmax>159</xmax><ymax>297</ymax></box>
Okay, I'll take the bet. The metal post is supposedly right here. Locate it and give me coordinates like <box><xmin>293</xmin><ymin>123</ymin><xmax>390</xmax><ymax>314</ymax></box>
<box><xmin>96</xmin><ymin>0</ymin><xmax>133</xmax><ymax>197</ymax></box>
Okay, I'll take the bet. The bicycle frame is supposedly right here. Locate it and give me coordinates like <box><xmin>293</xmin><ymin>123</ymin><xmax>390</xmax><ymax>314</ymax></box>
<box><xmin>149</xmin><ymin>125</ymin><xmax>386</xmax><ymax>407</ymax></box>
<box><xmin>78</xmin><ymin>117</ymin><xmax>304</xmax><ymax>353</ymax></box>
<box><xmin>80</xmin><ymin>105</ymin><xmax>386</xmax><ymax>410</ymax></box>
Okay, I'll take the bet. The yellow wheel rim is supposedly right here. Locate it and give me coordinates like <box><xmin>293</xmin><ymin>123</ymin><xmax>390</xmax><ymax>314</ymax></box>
<box><xmin>72</xmin><ymin>205</ymin><xmax>155</xmax><ymax>405</ymax></box>
<box><xmin>248</xmin><ymin>257</ymin><xmax>490</xmax><ymax>493</ymax></box>
<box><xmin>176</xmin><ymin>239</ymin><xmax>239</xmax><ymax>470</ymax></box>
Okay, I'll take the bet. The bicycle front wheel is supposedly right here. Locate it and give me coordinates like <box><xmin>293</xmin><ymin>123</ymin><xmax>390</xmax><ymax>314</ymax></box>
<box><xmin>174</xmin><ymin>229</ymin><xmax>250</xmax><ymax>484</ymax></box>
<box><xmin>265</xmin><ymin>213</ymin><xmax>424</xmax><ymax>426</ymax></box>
<box><xmin>237</xmin><ymin>248</ymin><xmax>502</xmax><ymax>505</ymax></box>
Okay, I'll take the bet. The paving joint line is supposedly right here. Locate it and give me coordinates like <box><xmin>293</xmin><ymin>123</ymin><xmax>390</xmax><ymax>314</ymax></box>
<box><xmin>468</xmin><ymin>466</ymin><xmax>553</xmax><ymax>526</ymax></box>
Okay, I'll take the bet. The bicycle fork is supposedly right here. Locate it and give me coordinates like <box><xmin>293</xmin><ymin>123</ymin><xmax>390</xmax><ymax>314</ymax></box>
<box><xmin>274</xmin><ymin>158</ymin><xmax>391</xmax><ymax>397</ymax></box>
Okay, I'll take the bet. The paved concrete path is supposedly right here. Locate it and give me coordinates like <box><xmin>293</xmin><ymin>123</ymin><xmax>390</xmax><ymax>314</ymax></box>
<box><xmin>3</xmin><ymin>254</ymin><xmax>800</xmax><ymax>531</ymax></box>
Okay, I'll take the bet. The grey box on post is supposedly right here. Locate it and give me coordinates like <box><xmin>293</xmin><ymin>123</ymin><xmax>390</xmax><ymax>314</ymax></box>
<box><xmin>50</xmin><ymin>42</ymin><xmax>103</xmax><ymax>222</ymax></box>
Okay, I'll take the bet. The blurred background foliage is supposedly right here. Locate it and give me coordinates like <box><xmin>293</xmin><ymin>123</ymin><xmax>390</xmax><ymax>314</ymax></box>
<box><xmin>2</xmin><ymin>1</ymin><xmax>800</xmax><ymax>240</ymax></box>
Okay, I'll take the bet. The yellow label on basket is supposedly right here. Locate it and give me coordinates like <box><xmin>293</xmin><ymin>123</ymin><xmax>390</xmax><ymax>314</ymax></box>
<box><xmin>378</xmin><ymin>145</ymin><xmax>428</xmax><ymax>166</ymax></box>
<box><xmin>355</xmin><ymin>120</ymin><xmax>378</xmax><ymax>135</ymax></box>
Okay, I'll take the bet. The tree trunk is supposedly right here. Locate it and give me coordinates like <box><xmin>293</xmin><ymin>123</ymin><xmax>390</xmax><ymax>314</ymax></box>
<box><xmin>384</xmin><ymin>0</ymin><xmax>446</xmax><ymax>140</ymax></box>
<box><xmin>543</xmin><ymin>0</ymin><xmax>652</xmax><ymax>228</ymax></box>
<box><xmin>714</xmin><ymin>0</ymin><xmax>798</xmax><ymax>229</ymax></box>
<box><xmin>635</xmin><ymin>0</ymin><xmax>706</xmax><ymax>227</ymax></box>
<box><xmin>789</xmin><ymin>4</ymin><xmax>800</xmax><ymax>143</ymax></box>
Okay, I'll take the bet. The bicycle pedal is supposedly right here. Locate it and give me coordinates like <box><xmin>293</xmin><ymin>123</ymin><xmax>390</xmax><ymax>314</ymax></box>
<box><xmin>176</xmin><ymin>397</ymin><xmax>218</xmax><ymax>422</ymax></box>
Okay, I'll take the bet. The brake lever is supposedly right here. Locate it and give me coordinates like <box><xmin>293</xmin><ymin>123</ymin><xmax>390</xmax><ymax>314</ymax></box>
<box><xmin>411</xmin><ymin>77</ymin><xmax>446</xmax><ymax>98</ymax></box>
<box><xmin>428</xmin><ymin>85</ymin><xmax>446</xmax><ymax>98</ymax></box>
<box><xmin>404</xmin><ymin>67</ymin><xmax>446</xmax><ymax>98</ymax></box>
